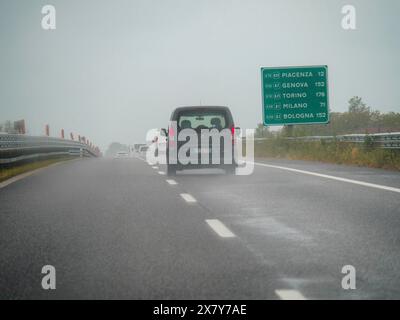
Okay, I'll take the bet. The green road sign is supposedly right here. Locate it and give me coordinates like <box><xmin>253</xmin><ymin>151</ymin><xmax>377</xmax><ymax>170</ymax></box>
<box><xmin>261</xmin><ymin>65</ymin><xmax>329</xmax><ymax>126</ymax></box>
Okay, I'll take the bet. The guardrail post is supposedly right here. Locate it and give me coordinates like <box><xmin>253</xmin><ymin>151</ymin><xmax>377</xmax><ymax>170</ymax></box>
<box><xmin>285</xmin><ymin>125</ymin><xmax>294</xmax><ymax>137</ymax></box>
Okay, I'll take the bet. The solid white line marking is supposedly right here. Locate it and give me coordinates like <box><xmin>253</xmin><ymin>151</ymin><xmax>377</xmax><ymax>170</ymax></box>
<box><xmin>0</xmin><ymin>159</ymin><xmax>78</xmax><ymax>189</ymax></box>
<box><xmin>166</xmin><ymin>179</ymin><xmax>177</xmax><ymax>185</ymax></box>
<box><xmin>275</xmin><ymin>289</ymin><xmax>306</xmax><ymax>300</ymax></box>
<box><xmin>0</xmin><ymin>169</ymin><xmax>43</xmax><ymax>189</ymax></box>
<box><xmin>253</xmin><ymin>161</ymin><xmax>400</xmax><ymax>194</ymax></box>
<box><xmin>180</xmin><ymin>193</ymin><xmax>197</xmax><ymax>203</ymax></box>
<box><xmin>205</xmin><ymin>219</ymin><xmax>236</xmax><ymax>238</ymax></box>
<box><xmin>158</xmin><ymin>171</ymin><xmax>166</xmax><ymax>175</ymax></box>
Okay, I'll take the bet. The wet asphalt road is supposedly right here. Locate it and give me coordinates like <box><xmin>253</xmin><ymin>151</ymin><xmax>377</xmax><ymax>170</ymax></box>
<box><xmin>1</xmin><ymin>156</ymin><xmax>400</xmax><ymax>299</ymax></box>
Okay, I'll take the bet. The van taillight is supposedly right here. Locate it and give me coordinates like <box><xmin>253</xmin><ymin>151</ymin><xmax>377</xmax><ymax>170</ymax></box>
<box><xmin>169</xmin><ymin>126</ymin><xmax>175</xmax><ymax>139</ymax></box>
<box><xmin>231</xmin><ymin>125</ymin><xmax>235</xmax><ymax>143</ymax></box>
<box><xmin>169</xmin><ymin>126</ymin><xmax>175</xmax><ymax>147</ymax></box>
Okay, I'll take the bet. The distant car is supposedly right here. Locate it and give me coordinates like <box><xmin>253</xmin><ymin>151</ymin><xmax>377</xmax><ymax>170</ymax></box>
<box><xmin>152</xmin><ymin>130</ymin><xmax>167</xmax><ymax>159</ymax></box>
<box><xmin>114</xmin><ymin>151</ymin><xmax>129</xmax><ymax>159</ymax></box>
<box><xmin>161</xmin><ymin>106</ymin><xmax>238</xmax><ymax>176</ymax></box>
<box><xmin>134</xmin><ymin>143</ymin><xmax>146</xmax><ymax>152</ymax></box>
<box><xmin>138</xmin><ymin>145</ymin><xmax>149</xmax><ymax>153</ymax></box>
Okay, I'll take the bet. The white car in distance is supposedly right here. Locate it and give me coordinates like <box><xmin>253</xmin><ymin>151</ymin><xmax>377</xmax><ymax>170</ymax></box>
<box><xmin>114</xmin><ymin>151</ymin><xmax>129</xmax><ymax>159</ymax></box>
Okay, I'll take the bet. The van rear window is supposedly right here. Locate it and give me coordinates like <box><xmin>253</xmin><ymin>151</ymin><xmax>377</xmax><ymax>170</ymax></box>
<box><xmin>178</xmin><ymin>111</ymin><xmax>227</xmax><ymax>130</ymax></box>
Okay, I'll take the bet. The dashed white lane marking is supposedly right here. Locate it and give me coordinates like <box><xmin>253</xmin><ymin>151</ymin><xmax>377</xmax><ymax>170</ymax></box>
<box><xmin>180</xmin><ymin>193</ymin><xmax>197</xmax><ymax>203</ymax></box>
<box><xmin>134</xmin><ymin>155</ymin><xmax>146</xmax><ymax>162</ymax></box>
<box><xmin>158</xmin><ymin>171</ymin><xmax>166</xmax><ymax>175</ymax></box>
<box><xmin>152</xmin><ymin>166</ymin><xmax>159</xmax><ymax>169</ymax></box>
<box><xmin>275</xmin><ymin>289</ymin><xmax>306</xmax><ymax>300</ymax></box>
<box><xmin>205</xmin><ymin>219</ymin><xmax>236</xmax><ymax>238</ymax></box>
<box><xmin>166</xmin><ymin>179</ymin><xmax>177</xmax><ymax>185</ymax></box>
<box><xmin>253</xmin><ymin>161</ymin><xmax>400</xmax><ymax>194</ymax></box>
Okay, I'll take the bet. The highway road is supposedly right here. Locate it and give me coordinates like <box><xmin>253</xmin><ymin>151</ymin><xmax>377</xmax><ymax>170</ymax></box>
<box><xmin>1</xmin><ymin>156</ymin><xmax>400</xmax><ymax>299</ymax></box>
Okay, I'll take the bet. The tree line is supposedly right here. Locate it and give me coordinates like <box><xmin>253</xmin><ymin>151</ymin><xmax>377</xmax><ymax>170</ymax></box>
<box><xmin>256</xmin><ymin>96</ymin><xmax>400</xmax><ymax>138</ymax></box>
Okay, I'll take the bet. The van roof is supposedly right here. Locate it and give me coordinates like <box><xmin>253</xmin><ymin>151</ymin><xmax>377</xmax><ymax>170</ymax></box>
<box><xmin>170</xmin><ymin>106</ymin><xmax>233</xmax><ymax>121</ymax></box>
<box><xmin>173</xmin><ymin>106</ymin><xmax>229</xmax><ymax>111</ymax></box>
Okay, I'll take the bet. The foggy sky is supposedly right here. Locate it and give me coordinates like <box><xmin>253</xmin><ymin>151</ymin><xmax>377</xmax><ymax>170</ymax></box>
<box><xmin>1</xmin><ymin>0</ymin><xmax>399</xmax><ymax>151</ymax></box>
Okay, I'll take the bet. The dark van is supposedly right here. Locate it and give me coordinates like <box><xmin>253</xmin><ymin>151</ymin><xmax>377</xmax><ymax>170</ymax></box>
<box><xmin>161</xmin><ymin>106</ymin><xmax>238</xmax><ymax>176</ymax></box>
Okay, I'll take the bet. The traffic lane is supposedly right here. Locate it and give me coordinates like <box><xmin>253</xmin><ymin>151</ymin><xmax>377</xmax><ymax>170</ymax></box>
<box><xmin>255</xmin><ymin>157</ymin><xmax>400</xmax><ymax>189</ymax></box>
<box><xmin>171</xmin><ymin>163</ymin><xmax>400</xmax><ymax>299</ymax></box>
<box><xmin>0</xmin><ymin>157</ymin><xmax>281</xmax><ymax>299</ymax></box>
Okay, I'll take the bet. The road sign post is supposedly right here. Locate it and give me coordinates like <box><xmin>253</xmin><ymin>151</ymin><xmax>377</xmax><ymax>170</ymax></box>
<box><xmin>261</xmin><ymin>65</ymin><xmax>329</xmax><ymax>126</ymax></box>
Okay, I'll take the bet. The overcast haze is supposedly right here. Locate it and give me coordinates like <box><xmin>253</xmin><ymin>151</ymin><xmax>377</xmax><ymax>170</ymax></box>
<box><xmin>1</xmin><ymin>0</ymin><xmax>399</xmax><ymax>151</ymax></box>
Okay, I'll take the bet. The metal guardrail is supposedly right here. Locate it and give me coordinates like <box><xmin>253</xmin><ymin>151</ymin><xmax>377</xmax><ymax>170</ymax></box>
<box><xmin>0</xmin><ymin>133</ymin><xmax>100</xmax><ymax>165</ymax></box>
<box><xmin>251</xmin><ymin>132</ymin><xmax>400</xmax><ymax>149</ymax></box>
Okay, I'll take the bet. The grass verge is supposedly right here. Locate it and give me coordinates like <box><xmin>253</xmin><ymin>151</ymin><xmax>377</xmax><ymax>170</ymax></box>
<box><xmin>0</xmin><ymin>157</ymin><xmax>76</xmax><ymax>183</ymax></box>
<box><xmin>253</xmin><ymin>139</ymin><xmax>400</xmax><ymax>171</ymax></box>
